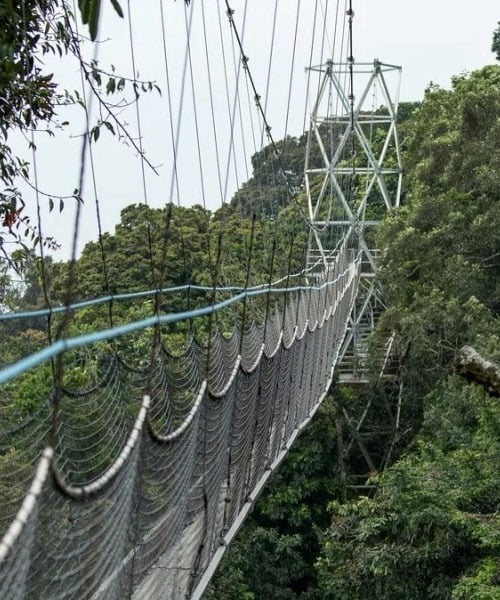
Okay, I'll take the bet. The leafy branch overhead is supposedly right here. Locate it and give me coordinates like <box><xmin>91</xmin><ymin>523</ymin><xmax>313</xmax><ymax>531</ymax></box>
<box><xmin>78</xmin><ymin>0</ymin><xmax>191</xmax><ymax>41</ymax></box>
<box><xmin>78</xmin><ymin>0</ymin><xmax>124</xmax><ymax>41</ymax></box>
<box><xmin>0</xmin><ymin>0</ymin><xmax>161</xmax><ymax>269</ymax></box>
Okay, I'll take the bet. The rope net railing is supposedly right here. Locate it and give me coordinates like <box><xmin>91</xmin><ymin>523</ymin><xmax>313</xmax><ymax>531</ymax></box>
<box><xmin>0</xmin><ymin>243</ymin><xmax>360</xmax><ymax>600</ymax></box>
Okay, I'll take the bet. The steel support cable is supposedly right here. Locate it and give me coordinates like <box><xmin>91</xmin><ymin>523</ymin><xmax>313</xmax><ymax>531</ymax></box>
<box><xmin>155</xmin><ymin>0</ymin><xmax>199</xmax><ymax>339</ymax></box>
<box><xmin>263</xmin><ymin>231</ymin><xmax>300</xmax><ymax>467</ymax></box>
<box><xmin>224</xmin><ymin>0</ymin><xmax>310</xmax><ymax>228</ymax></box>
<box><xmin>158</xmin><ymin>0</ymin><xmax>181</xmax><ymax>209</ymax></box>
<box><xmin>242</xmin><ymin>59</ymin><xmax>278</xmax><ymax>219</ymax></box>
<box><xmin>29</xmin><ymin>131</ymin><xmax>54</xmax><ymax>344</ymax></box>
<box><xmin>163</xmin><ymin>0</ymin><xmax>192</xmax><ymax>210</ymax></box>
<box><xmin>183</xmin><ymin>1</ymin><xmax>208</xmax><ymax>209</ymax></box>
<box><xmin>229</xmin><ymin>28</ymin><xmax>251</xmax><ymax>183</ymax></box>
<box><xmin>55</xmin><ymin>4</ymin><xmax>98</xmax><ymax>326</ymax></box>
<box><xmin>16</xmin><ymin>0</ymin><xmax>57</xmax><ymax>472</ymax></box>
<box><xmin>64</xmin><ymin>1</ymin><xmax>116</xmax><ymax>329</ymax></box>
<box><xmin>221</xmin><ymin>354</ymin><xmax>260</xmax><ymax>539</ymax></box>
<box><xmin>262</xmin><ymin>0</ymin><xmax>302</xmax><ymax>245</ymax></box>
<box><xmin>204</xmin><ymin>232</ymin><xmax>223</xmax><ymax>380</ymax></box>
<box><xmin>259</xmin><ymin>0</ymin><xmax>279</xmax><ymax>147</ymax></box>
<box><xmin>224</xmin><ymin>366</ymin><xmax>259</xmax><ymax>518</ymax></box>
<box><xmin>41</xmin><ymin>5</ymin><xmax>100</xmax><ymax>461</ymax></box>
<box><xmin>217</xmin><ymin>0</ymin><xmax>245</xmax><ymax>202</ymax></box>
<box><xmin>238</xmin><ymin>213</ymin><xmax>257</xmax><ymax>356</ymax></box>
<box><xmin>6</xmin><ymin>4</ymin><xmax>56</xmax><ymax>535</ymax></box>
<box><xmin>302</xmin><ymin>0</ymin><xmax>321</xmax><ymax>135</ymax></box>
<box><xmin>308</xmin><ymin>0</ymin><xmax>353</xmax><ymax>255</ymax></box>
<box><xmin>243</xmin><ymin>68</ymin><xmax>258</xmax><ymax>157</ymax></box>
<box><xmin>200</xmin><ymin>0</ymin><xmax>225</xmax><ymax>205</ymax></box>
<box><xmin>323</xmin><ymin>0</ymin><xmax>342</xmax><ymax>239</ymax></box>
<box><xmin>127</xmin><ymin>0</ymin><xmax>164</xmax><ymax>406</ymax></box>
<box><xmin>320</xmin><ymin>0</ymin><xmax>336</xmax><ymax>58</ymax></box>
<box><xmin>152</xmin><ymin>1</ymin><xmax>196</xmax><ymax>359</ymax></box>
<box><xmin>314</xmin><ymin>0</ymin><xmax>332</xmax><ymax>101</ymax></box>
<box><xmin>347</xmin><ymin>0</ymin><xmax>356</xmax><ymax>174</ymax></box>
<box><xmin>339</xmin><ymin>0</ymin><xmax>351</xmax><ymax>212</ymax></box>
<box><xmin>306</xmin><ymin>0</ymin><xmax>346</xmax><ymax>241</ymax></box>
<box><xmin>211</xmin><ymin>0</ymin><xmax>253</xmax><ymax>355</ymax></box>
<box><xmin>126</xmin><ymin>0</ymin><xmax>157</xmax><ymax>295</ymax></box>
<box><xmin>150</xmin><ymin>0</ymin><xmax>190</xmax><ymax>339</ymax></box>
<box><xmin>282</xmin><ymin>0</ymin><xmax>302</xmax><ymax>143</ymax></box>
<box><xmin>330</xmin><ymin>0</ymin><xmax>342</xmax><ymax>62</ymax></box>
<box><xmin>223</xmin><ymin>0</ymin><xmax>248</xmax><ymax>202</ymax></box>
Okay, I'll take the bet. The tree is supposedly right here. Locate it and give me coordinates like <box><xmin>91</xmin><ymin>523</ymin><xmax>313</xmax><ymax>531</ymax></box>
<box><xmin>0</xmin><ymin>0</ymin><xmax>72</xmax><ymax>259</ymax></box>
<box><xmin>315</xmin><ymin>64</ymin><xmax>500</xmax><ymax>600</ymax></box>
<box><xmin>378</xmin><ymin>66</ymin><xmax>500</xmax><ymax>392</ymax></box>
<box><xmin>0</xmin><ymin>0</ymin><xmax>161</xmax><ymax>270</ymax></box>
<box><xmin>492</xmin><ymin>22</ymin><xmax>500</xmax><ymax>61</ymax></box>
<box><xmin>317</xmin><ymin>378</ymin><xmax>500</xmax><ymax>600</ymax></box>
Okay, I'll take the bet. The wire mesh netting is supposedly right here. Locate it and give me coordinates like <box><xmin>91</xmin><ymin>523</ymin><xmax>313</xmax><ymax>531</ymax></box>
<box><xmin>0</xmin><ymin>247</ymin><xmax>359</xmax><ymax>599</ymax></box>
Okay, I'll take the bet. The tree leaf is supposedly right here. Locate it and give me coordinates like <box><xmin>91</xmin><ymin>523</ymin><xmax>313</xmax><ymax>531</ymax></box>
<box><xmin>88</xmin><ymin>0</ymin><xmax>102</xmax><ymax>41</ymax></box>
<box><xmin>103</xmin><ymin>121</ymin><xmax>115</xmax><ymax>135</ymax></box>
<box><xmin>110</xmin><ymin>0</ymin><xmax>124</xmax><ymax>18</ymax></box>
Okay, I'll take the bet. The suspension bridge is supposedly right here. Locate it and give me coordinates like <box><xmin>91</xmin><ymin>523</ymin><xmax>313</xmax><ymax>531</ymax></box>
<box><xmin>0</xmin><ymin>1</ymin><xmax>401</xmax><ymax>598</ymax></box>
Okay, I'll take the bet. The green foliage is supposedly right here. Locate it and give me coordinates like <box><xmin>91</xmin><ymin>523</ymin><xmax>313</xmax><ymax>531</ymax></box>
<box><xmin>0</xmin><ymin>1</ymin><xmax>163</xmax><ymax>269</ymax></box>
<box><xmin>315</xmin><ymin>66</ymin><xmax>500</xmax><ymax>600</ymax></box>
<box><xmin>206</xmin><ymin>399</ymin><xmax>343</xmax><ymax>599</ymax></box>
<box><xmin>0</xmin><ymin>0</ymin><xmax>72</xmax><ymax>255</ymax></box>
<box><xmin>493</xmin><ymin>22</ymin><xmax>500</xmax><ymax>61</ymax></box>
<box><xmin>317</xmin><ymin>379</ymin><xmax>500</xmax><ymax>600</ymax></box>
<box><xmin>379</xmin><ymin>66</ymin><xmax>500</xmax><ymax>392</ymax></box>
<box><xmin>78</xmin><ymin>0</ymin><xmax>124</xmax><ymax>40</ymax></box>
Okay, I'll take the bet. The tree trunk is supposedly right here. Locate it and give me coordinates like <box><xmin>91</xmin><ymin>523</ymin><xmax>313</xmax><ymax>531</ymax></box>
<box><xmin>455</xmin><ymin>345</ymin><xmax>500</xmax><ymax>396</ymax></box>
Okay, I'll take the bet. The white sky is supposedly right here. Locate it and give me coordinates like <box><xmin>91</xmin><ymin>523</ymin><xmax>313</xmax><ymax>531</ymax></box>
<box><xmin>14</xmin><ymin>0</ymin><xmax>499</xmax><ymax>260</ymax></box>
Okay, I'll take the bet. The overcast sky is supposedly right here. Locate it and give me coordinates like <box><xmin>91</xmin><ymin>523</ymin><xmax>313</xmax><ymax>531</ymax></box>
<box><xmin>17</xmin><ymin>0</ymin><xmax>499</xmax><ymax>261</ymax></box>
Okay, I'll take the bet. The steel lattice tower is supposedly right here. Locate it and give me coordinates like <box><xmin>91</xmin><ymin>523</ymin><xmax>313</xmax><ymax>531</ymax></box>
<box><xmin>305</xmin><ymin>57</ymin><xmax>402</xmax><ymax>379</ymax></box>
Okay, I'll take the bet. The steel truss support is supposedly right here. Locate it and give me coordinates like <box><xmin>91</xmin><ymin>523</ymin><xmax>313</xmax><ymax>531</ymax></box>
<box><xmin>305</xmin><ymin>59</ymin><xmax>402</xmax><ymax>381</ymax></box>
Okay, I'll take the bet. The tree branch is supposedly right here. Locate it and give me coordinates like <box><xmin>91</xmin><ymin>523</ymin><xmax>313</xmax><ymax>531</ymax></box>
<box><xmin>455</xmin><ymin>345</ymin><xmax>500</xmax><ymax>396</ymax></box>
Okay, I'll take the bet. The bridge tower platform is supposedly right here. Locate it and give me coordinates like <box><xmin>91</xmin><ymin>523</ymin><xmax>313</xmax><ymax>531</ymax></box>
<box><xmin>304</xmin><ymin>57</ymin><xmax>402</xmax><ymax>383</ymax></box>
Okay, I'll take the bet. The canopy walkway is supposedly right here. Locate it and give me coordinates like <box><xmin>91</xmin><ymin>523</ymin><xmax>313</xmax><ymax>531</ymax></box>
<box><xmin>0</xmin><ymin>1</ymin><xmax>402</xmax><ymax>597</ymax></box>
